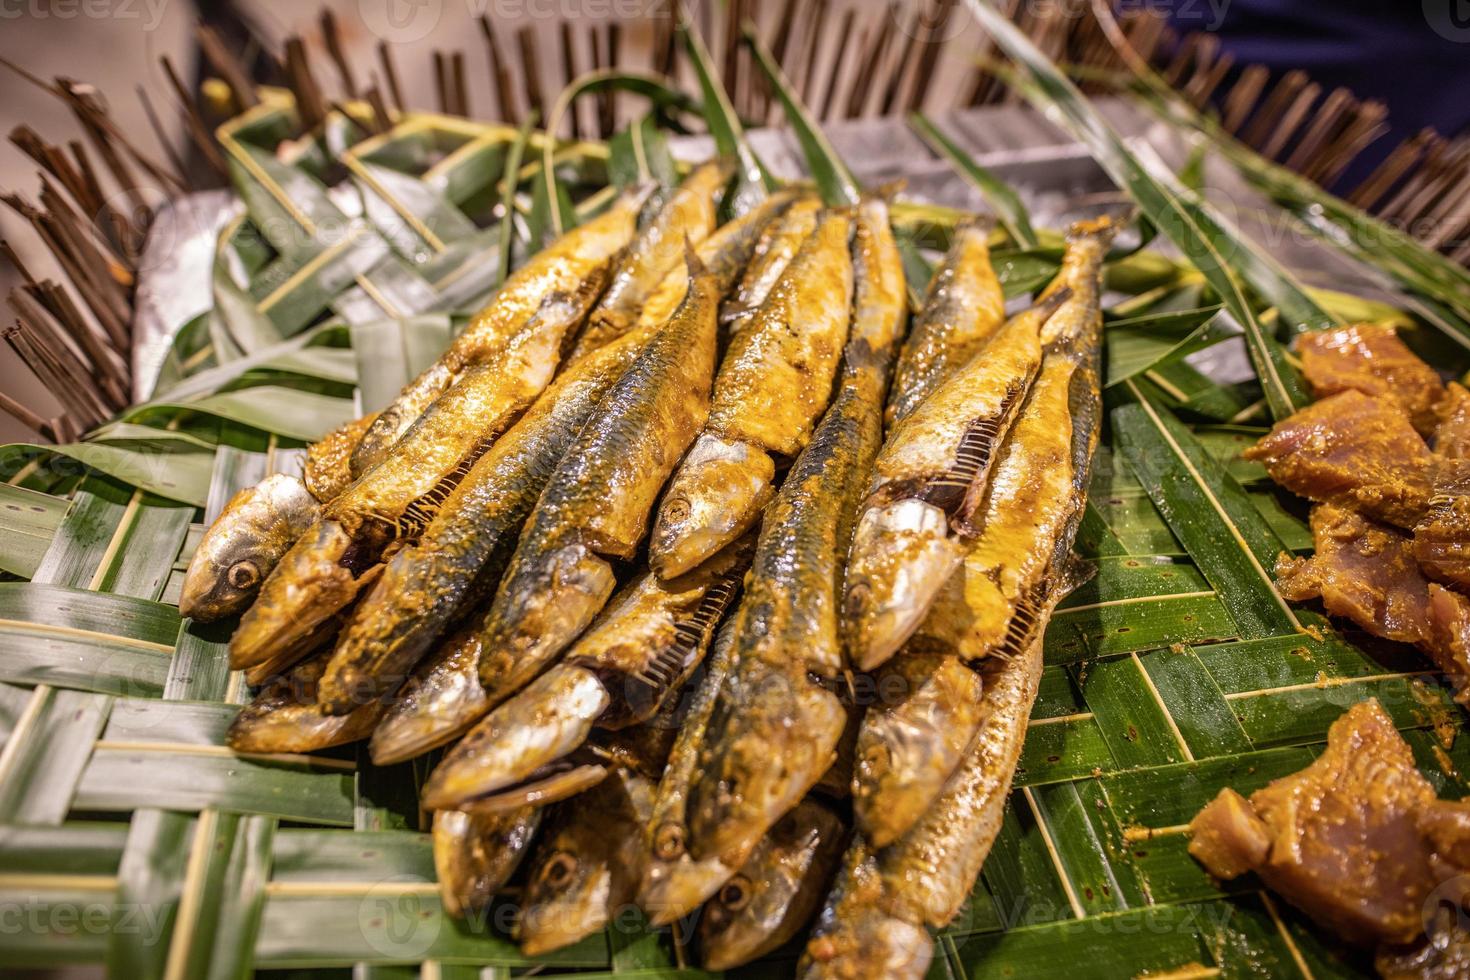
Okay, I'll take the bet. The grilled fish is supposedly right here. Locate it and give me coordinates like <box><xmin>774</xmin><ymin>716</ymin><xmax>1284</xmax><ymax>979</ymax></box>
<box><xmin>180</xmin><ymin>474</ymin><xmax>320</xmax><ymax>622</ymax></box>
<box><xmin>351</xmin><ymin>186</ymin><xmax>648</xmax><ymax>476</ymax></box>
<box><xmin>687</xmin><ymin>196</ymin><xmax>906</xmax><ymax>870</ymax></box>
<box><xmin>841</xmin><ymin>216</ymin><xmax>1112</xmax><ymax>671</ymax></box>
<box><xmin>886</xmin><ymin>218</ymin><xmax>1005</xmax><ymax>427</ymax></box>
<box><xmin>639</xmin><ymin>615</ymin><xmax>740</xmax><ymax>925</ymax></box>
<box><xmin>229</xmin><ymin>267</ymin><xmax>610</xmax><ymax>676</ymax></box>
<box><xmin>569</xmin><ymin>160</ymin><xmax>729</xmax><ymax>360</ymax></box>
<box><xmin>516</xmin><ymin>765</ymin><xmax>656</xmax><ymax>956</ymax></box>
<box><xmin>433</xmin><ymin>806</ymin><xmax>542</xmax><ymax>921</ymax></box>
<box><xmin>851</xmin><ymin>311</ymin><xmax>1103</xmax><ymax>846</ymax></box>
<box><xmin>321</xmin><ymin>320</ymin><xmax>648</xmax><ymax>714</ymax></box>
<box><xmin>302</xmin><ymin>413</ymin><xmax>377</xmax><ymax>503</ymax></box>
<box><xmin>699</xmin><ymin>797</ymin><xmax>848</xmax><ymax>971</ymax></box>
<box><xmin>721</xmin><ymin>195</ymin><xmax>823</xmax><ymax>333</ymax></box>
<box><xmin>473</xmin><ymin>246</ymin><xmax>721</xmax><ymax>704</ymax></box>
<box><xmin>800</xmin><ymin>606</ymin><xmax>1053</xmax><ymax>980</ymax></box>
<box><xmin>224</xmin><ymin>650</ymin><xmax>384</xmax><ymax>754</ymax></box>
<box><xmin>419</xmin><ymin>536</ymin><xmax>750</xmax><ymax>809</ymax></box>
<box><xmin>649</xmin><ymin>209</ymin><xmax>854</xmax><ymax>579</ymax></box>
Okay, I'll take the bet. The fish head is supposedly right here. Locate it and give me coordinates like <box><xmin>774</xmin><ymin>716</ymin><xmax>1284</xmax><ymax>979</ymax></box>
<box><xmin>799</xmin><ymin>905</ymin><xmax>934</xmax><ymax>980</ymax></box>
<box><xmin>179</xmin><ymin>475</ymin><xmax>317</xmax><ymax>621</ymax></box>
<box><xmin>478</xmin><ymin>538</ymin><xmax>615</xmax><ymax>696</ymax></box>
<box><xmin>228</xmin><ymin>518</ymin><xmax>366</xmax><ymax>672</ymax></box>
<box><xmin>650</xmin><ymin>435</ymin><xmax>774</xmax><ymax>580</ymax></box>
<box><xmin>699</xmin><ymin>799</ymin><xmax>846</xmax><ymax>971</ymax></box>
<box><xmin>687</xmin><ymin>659</ymin><xmax>846</xmax><ymax>867</ymax></box>
<box><xmin>517</xmin><ymin>844</ymin><xmax>615</xmax><ymax>956</ymax></box>
<box><xmin>638</xmin><ymin>849</ymin><xmax>732</xmax><ymax>927</ymax></box>
<box><xmin>842</xmin><ymin>497</ymin><xmax>963</xmax><ymax>671</ymax></box>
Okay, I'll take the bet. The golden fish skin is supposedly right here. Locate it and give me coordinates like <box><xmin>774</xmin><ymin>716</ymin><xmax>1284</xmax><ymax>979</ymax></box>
<box><xmin>706</xmin><ymin>209</ymin><xmax>854</xmax><ymax>458</ymax></box>
<box><xmin>798</xmin><ymin>639</ymin><xmax>1047</xmax><ymax>980</ymax></box>
<box><xmin>699</xmin><ymin>797</ymin><xmax>848</xmax><ymax>971</ymax></box>
<box><xmin>321</xmin><ymin>327</ymin><xmax>644</xmax><ymax>717</ymax></box>
<box><xmin>433</xmin><ymin>806</ymin><xmax>542</xmax><ymax>921</ymax></box>
<box><xmin>516</xmin><ymin>766</ymin><xmax>654</xmax><ymax>956</ymax></box>
<box><xmin>721</xmin><ymin>195</ymin><xmax>823</xmax><ymax>333</ymax></box>
<box><xmin>649</xmin><ymin>433</ymin><xmax>775</xmax><ymax>580</ymax></box>
<box><xmin>851</xmin><ymin>648</ymin><xmax>985</xmax><ymax>848</ymax></box>
<box><xmin>420</xmin><ymin>664</ymin><xmax>610</xmax><ymax>810</ymax></box>
<box><xmin>475</xmin><ymin>249</ymin><xmax>721</xmax><ymax>701</ymax></box>
<box><xmin>573</xmin><ymin>189</ymin><xmax>799</xmax><ymax>374</ymax></box>
<box><xmin>351</xmin><ymin>186</ymin><xmax>648</xmax><ymax>476</ymax></box>
<box><xmin>886</xmin><ymin>218</ymin><xmax>1005</xmax><ymax>427</ymax></box>
<box><xmin>686</xmin><ymin>199</ymin><xmax>906</xmax><ymax>869</ymax></box>
<box><xmin>926</xmin><ymin>351</ymin><xmax>1084</xmax><ymax>662</ymax></box>
<box><xmin>570</xmin><ymin>160</ymin><xmax>729</xmax><ymax>360</ymax></box>
<box><xmin>225</xmin><ymin>650</ymin><xmax>384</xmax><ymax>754</ymax></box>
<box><xmin>368</xmin><ymin>624</ymin><xmax>489</xmax><ymax>766</ymax></box>
<box><xmin>180</xmin><ymin>474</ymin><xmax>319</xmax><ymax>622</ymax></box>
<box><xmin>841</xmin><ymin>294</ymin><xmax>1065</xmax><ymax>672</ymax></box>
<box><xmin>232</xmin><ymin>273</ymin><xmax>608</xmax><ymax>679</ymax></box>
<box><xmin>302</xmin><ymin>413</ymin><xmax>377</xmax><ymax>503</ymax></box>
<box><xmin>639</xmin><ymin>615</ymin><xmax>739</xmax><ymax>926</ymax></box>
<box><xmin>650</xmin><ymin>195</ymin><xmax>900</xmax><ymax>582</ymax></box>
<box><xmin>1035</xmin><ymin>215</ymin><xmax>1115</xmax><ymax>349</ymax></box>
<box><xmin>420</xmin><ymin>536</ymin><xmax>751</xmax><ymax>808</ymax></box>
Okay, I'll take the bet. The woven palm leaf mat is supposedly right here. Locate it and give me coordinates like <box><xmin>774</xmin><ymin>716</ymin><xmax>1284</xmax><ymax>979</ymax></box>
<box><xmin>0</xmin><ymin>93</ymin><xmax>1463</xmax><ymax>980</ymax></box>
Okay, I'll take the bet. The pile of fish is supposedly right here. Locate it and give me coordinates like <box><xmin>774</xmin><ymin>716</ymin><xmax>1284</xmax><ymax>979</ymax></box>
<box><xmin>180</xmin><ymin>161</ymin><xmax>1114</xmax><ymax>976</ymax></box>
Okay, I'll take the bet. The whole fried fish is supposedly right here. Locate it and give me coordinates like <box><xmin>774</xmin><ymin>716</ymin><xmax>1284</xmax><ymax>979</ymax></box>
<box><xmin>842</xmin><ymin>216</ymin><xmax>1113</xmax><ymax>671</ymax></box>
<box><xmin>699</xmin><ymin>797</ymin><xmax>848</xmax><ymax>971</ymax></box>
<box><xmin>179</xmin><ymin>474</ymin><xmax>320</xmax><ymax>622</ymax></box>
<box><xmin>474</xmin><ymin>246</ymin><xmax>720</xmax><ymax>706</ymax></box>
<box><xmin>418</xmin><ymin>535</ymin><xmax>750</xmax><ymax>809</ymax></box>
<box><xmin>351</xmin><ymin>186</ymin><xmax>648</xmax><ymax>476</ymax></box>
<box><xmin>886</xmin><ymin>218</ymin><xmax>1005</xmax><ymax>427</ymax></box>
<box><xmin>649</xmin><ymin>209</ymin><xmax>855</xmax><ymax>579</ymax></box>
<box><xmin>516</xmin><ymin>765</ymin><xmax>656</xmax><ymax>956</ymax></box>
<box><xmin>229</xmin><ymin>266</ymin><xmax>610</xmax><ymax>676</ymax></box>
<box><xmin>687</xmin><ymin>196</ymin><xmax>906</xmax><ymax>871</ymax></box>
<box><xmin>225</xmin><ymin>649</ymin><xmax>385</xmax><ymax>754</ymax></box>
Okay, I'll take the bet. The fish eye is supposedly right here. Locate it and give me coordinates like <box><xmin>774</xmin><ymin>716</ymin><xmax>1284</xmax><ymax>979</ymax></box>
<box><xmin>663</xmin><ymin>497</ymin><xmax>691</xmax><ymax>524</ymax></box>
<box><xmin>653</xmin><ymin>823</ymin><xmax>685</xmax><ymax>860</ymax></box>
<box><xmin>843</xmin><ymin>582</ymin><xmax>871</xmax><ymax>617</ymax></box>
<box><xmin>540</xmin><ymin>851</ymin><xmax>578</xmax><ymax>888</ymax></box>
<box><xmin>860</xmin><ymin>742</ymin><xmax>891</xmax><ymax>771</ymax></box>
<box><xmin>227</xmin><ymin>560</ymin><xmax>260</xmax><ymax>590</ymax></box>
<box><xmin>718</xmin><ymin>876</ymin><xmax>752</xmax><ymax>912</ymax></box>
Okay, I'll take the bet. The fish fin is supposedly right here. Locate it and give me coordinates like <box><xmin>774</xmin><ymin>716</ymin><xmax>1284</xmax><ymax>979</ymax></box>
<box><xmin>396</xmin><ymin>435</ymin><xmax>498</xmax><ymax>540</ymax></box>
<box><xmin>683</xmin><ymin>235</ymin><xmax>708</xmax><ymax>278</ymax></box>
<box><xmin>919</xmin><ymin>380</ymin><xmax>1030</xmax><ymax>532</ymax></box>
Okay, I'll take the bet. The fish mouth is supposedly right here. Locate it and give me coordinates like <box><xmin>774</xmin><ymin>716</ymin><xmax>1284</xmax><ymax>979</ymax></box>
<box><xmin>517</xmin><ymin>880</ymin><xmax>613</xmax><ymax>957</ymax></box>
<box><xmin>178</xmin><ymin>558</ymin><xmax>248</xmax><ymax>622</ymax></box>
<box><xmin>687</xmin><ymin>667</ymin><xmax>846</xmax><ymax>867</ymax></box>
<box><xmin>638</xmin><ymin>853</ymin><xmax>733</xmax><ymax>926</ymax></box>
<box><xmin>843</xmin><ymin>499</ymin><xmax>964</xmax><ymax>671</ymax></box>
<box><xmin>419</xmin><ymin>665</ymin><xmax>610</xmax><ymax>809</ymax></box>
<box><xmin>432</xmin><ymin>762</ymin><xmax>609</xmax><ymax>816</ymax></box>
<box><xmin>650</xmin><ymin>435</ymin><xmax>775</xmax><ymax>580</ymax></box>
<box><xmin>477</xmin><ymin>542</ymin><xmax>616</xmax><ymax>697</ymax></box>
<box><xmin>228</xmin><ymin>520</ymin><xmax>368</xmax><ymax>671</ymax></box>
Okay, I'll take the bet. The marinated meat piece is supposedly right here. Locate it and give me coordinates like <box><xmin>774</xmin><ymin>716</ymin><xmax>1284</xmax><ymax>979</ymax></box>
<box><xmin>1275</xmin><ymin>505</ymin><xmax>1433</xmax><ymax>645</ymax></box>
<box><xmin>1245</xmin><ymin>390</ymin><xmax>1435</xmax><ymax>528</ymax></box>
<box><xmin>1415</xmin><ymin>459</ymin><xmax>1470</xmax><ymax>590</ymax></box>
<box><xmin>1433</xmin><ymin>382</ymin><xmax>1470</xmax><ymax>459</ymax></box>
<box><xmin>1188</xmin><ymin>700</ymin><xmax>1441</xmax><ymax>946</ymax></box>
<box><xmin>1297</xmin><ymin>324</ymin><xmax>1445</xmax><ymax>436</ymax></box>
<box><xmin>1377</xmin><ymin>910</ymin><xmax>1470</xmax><ymax>980</ymax></box>
<box><xmin>1276</xmin><ymin>504</ymin><xmax>1470</xmax><ymax>703</ymax></box>
<box><xmin>1426</xmin><ymin>585</ymin><xmax>1470</xmax><ymax>703</ymax></box>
